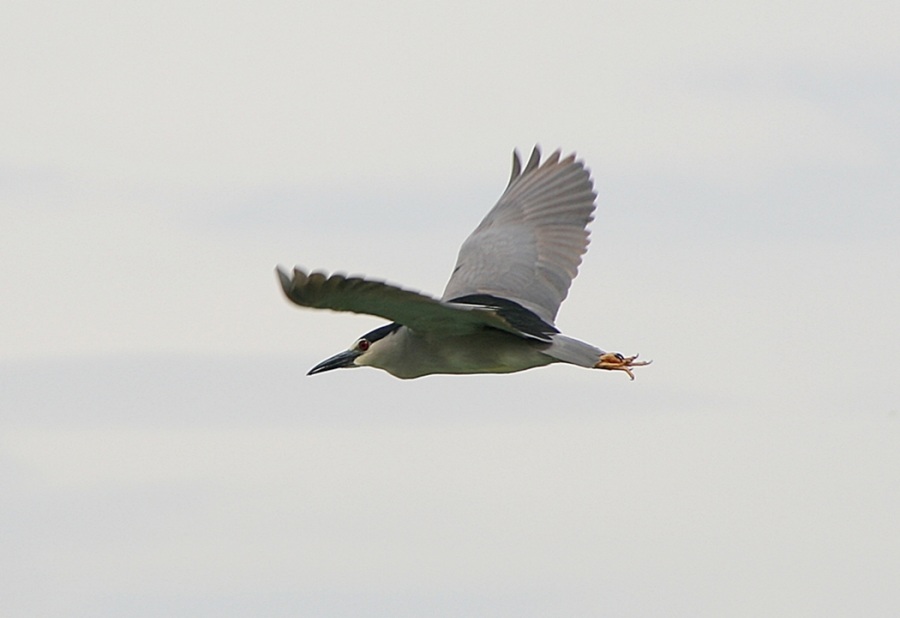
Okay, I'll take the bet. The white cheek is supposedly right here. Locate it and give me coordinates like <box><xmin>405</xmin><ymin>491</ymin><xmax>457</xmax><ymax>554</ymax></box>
<box><xmin>355</xmin><ymin>338</ymin><xmax>389</xmax><ymax>368</ymax></box>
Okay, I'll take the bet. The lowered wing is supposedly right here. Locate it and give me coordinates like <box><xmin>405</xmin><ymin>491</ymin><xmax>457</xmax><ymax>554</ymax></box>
<box><xmin>276</xmin><ymin>267</ymin><xmax>553</xmax><ymax>341</ymax></box>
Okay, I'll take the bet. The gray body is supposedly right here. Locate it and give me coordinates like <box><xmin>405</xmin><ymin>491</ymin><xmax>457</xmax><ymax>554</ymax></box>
<box><xmin>357</xmin><ymin>327</ymin><xmax>556</xmax><ymax>379</ymax></box>
<box><xmin>276</xmin><ymin>146</ymin><xmax>649</xmax><ymax>380</ymax></box>
<box><xmin>356</xmin><ymin>327</ymin><xmax>605</xmax><ymax>379</ymax></box>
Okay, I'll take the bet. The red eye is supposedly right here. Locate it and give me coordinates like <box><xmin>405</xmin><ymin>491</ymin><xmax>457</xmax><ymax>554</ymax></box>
<box><xmin>358</xmin><ymin>339</ymin><xmax>370</xmax><ymax>351</ymax></box>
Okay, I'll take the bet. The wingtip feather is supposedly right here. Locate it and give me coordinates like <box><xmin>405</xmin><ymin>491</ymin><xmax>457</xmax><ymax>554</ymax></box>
<box><xmin>509</xmin><ymin>149</ymin><xmax>522</xmax><ymax>185</ymax></box>
<box><xmin>275</xmin><ymin>266</ymin><xmax>292</xmax><ymax>295</ymax></box>
<box><xmin>523</xmin><ymin>146</ymin><xmax>541</xmax><ymax>174</ymax></box>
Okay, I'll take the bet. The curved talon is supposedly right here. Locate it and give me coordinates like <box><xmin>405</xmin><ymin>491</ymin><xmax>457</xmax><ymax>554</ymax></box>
<box><xmin>594</xmin><ymin>352</ymin><xmax>653</xmax><ymax>380</ymax></box>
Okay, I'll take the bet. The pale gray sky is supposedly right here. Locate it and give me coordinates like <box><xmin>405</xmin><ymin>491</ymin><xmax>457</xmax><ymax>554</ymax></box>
<box><xmin>2</xmin><ymin>1</ymin><xmax>898</xmax><ymax>616</ymax></box>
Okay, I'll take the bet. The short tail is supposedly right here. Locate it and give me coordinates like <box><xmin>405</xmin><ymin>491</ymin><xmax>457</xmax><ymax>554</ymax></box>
<box><xmin>542</xmin><ymin>334</ymin><xmax>604</xmax><ymax>368</ymax></box>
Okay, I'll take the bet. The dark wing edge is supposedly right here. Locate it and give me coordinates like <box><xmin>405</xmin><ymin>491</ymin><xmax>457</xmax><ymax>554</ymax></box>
<box><xmin>448</xmin><ymin>293</ymin><xmax>559</xmax><ymax>341</ymax></box>
<box><xmin>275</xmin><ymin>266</ymin><xmax>551</xmax><ymax>341</ymax></box>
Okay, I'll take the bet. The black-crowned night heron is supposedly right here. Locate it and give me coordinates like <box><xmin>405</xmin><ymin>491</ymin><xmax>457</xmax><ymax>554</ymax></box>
<box><xmin>276</xmin><ymin>146</ymin><xmax>651</xmax><ymax>380</ymax></box>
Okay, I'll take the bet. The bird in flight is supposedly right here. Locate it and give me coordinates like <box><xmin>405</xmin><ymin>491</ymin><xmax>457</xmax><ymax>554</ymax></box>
<box><xmin>277</xmin><ymin>146</ymin><xmax>651</xmax><ymax>380</ymax></box>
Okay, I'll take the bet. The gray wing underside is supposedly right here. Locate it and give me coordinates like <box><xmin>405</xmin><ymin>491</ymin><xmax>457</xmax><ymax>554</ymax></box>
<box><xmin>276</xmin><ymin>267</ymin><xmax>548</xmax><ymax>340</ymax></box>
<box><xmin>441</xmin><ymin>147</ymin><xmax>596</xmax><ymax>324</ymax></box>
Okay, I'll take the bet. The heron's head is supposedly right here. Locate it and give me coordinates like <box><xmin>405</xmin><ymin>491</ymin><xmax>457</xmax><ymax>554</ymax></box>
<box><xmin>307</xmin><ymin>322</ymin><xmax>402</xmax><ymax>375</ymax></box>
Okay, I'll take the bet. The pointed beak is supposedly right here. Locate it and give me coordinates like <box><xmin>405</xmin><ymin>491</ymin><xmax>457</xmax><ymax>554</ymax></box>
<box><xmin>307</xmin><ymin>349</ymin><xmax>361</xmax><ymax>375</ymax></box>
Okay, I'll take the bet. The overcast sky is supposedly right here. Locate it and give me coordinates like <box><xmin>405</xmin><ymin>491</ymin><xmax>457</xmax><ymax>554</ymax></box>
<box><xmin>2</xmin><ymin>1</ymin><xmax>899</xmax><ymax>616</ymax></box>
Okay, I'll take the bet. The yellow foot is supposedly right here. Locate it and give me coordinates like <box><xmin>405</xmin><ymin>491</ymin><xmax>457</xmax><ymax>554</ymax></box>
<box><xmin>594</xmin><ymin>352</ymin><xmax>652</xmax><ymax>380</ymax></box>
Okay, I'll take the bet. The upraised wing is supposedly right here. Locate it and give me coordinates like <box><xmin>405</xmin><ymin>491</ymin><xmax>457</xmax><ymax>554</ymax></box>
<box><xmin>276</xmin><ymin>267</ymin><xmax>553</xmax><ymax>340</ymax></box>
<box><xmin>441</xmin><ymin>147</ymin><xmax>596</xmax><ymax>324</ymax></box>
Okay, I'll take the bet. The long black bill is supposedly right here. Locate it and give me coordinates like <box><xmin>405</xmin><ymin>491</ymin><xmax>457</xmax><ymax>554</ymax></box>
<box><xmin>307</xmin><ymin>349</ymin><xmax>360</xmax><ymax>376</ymax></box>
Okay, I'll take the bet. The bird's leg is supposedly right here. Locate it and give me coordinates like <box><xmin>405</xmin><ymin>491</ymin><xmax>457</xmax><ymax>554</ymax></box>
<box><xmin>594</xmin><ymin>352</ymin><xmax>652</xmax><ymax>380</ymax></box>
